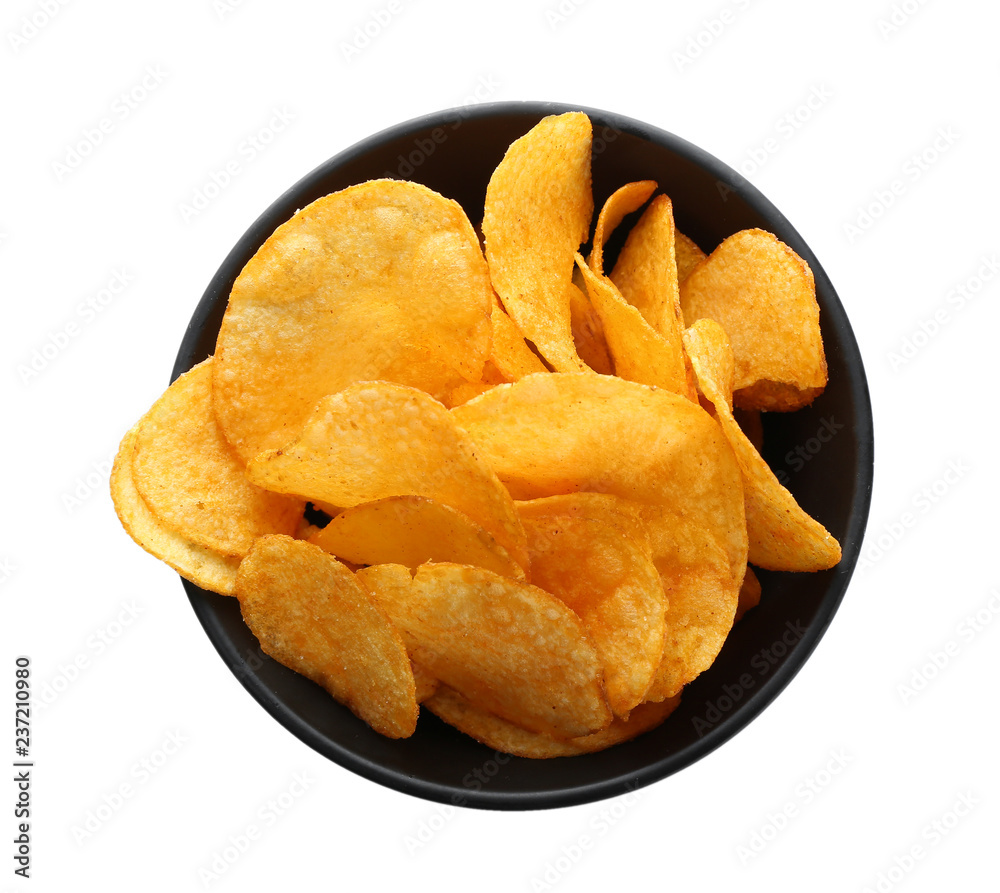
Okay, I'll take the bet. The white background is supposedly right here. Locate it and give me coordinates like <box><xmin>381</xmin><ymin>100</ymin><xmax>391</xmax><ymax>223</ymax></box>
<box><xmin>2</xmin><ymin>0</ymin><xmax>998</xmax><ymax>890</ymax></box>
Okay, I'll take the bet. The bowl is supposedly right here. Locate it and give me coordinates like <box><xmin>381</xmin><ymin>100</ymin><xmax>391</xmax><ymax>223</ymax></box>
<box><xmin>172</xmin><ymin>101</ymin><xmax>874</xmax><ymax>810</ymax></box>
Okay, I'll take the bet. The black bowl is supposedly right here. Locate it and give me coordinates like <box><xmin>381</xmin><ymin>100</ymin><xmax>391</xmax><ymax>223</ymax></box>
<box><xmin>172</xmin><ymin>101</ymin><xmax>873</xmax><ymax>810</ymax></box>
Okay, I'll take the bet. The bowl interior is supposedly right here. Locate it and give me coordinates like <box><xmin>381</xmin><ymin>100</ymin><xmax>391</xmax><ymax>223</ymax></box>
<box><xmin>174</xmin><ymin>101</ymin><xmax>873</xmax><ymax>810</ymax></box>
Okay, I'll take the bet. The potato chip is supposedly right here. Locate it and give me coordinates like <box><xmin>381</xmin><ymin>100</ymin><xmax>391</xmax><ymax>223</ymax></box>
<box><xmin>111</xmin><ymin>426</ymin><xmax>240</xmax><ymax>595</ymax></box>
<box><xmin>247</xmin><ymin>381</ymin><xmax>529</xmax><ymax>571</ymax></box>
<box><xmin>451</xmin><ymin>372</ymin><xmax>747</xmax><ymax>582</ymax></box>
<box><xmin>568</xmin><ymin>278</ymin><xmax>613</xmax><ymax>374</ymax></box>
<box><xmin>609</xmin><ymin>194</ymin><xmax>696</xmax><ymax>400</ymax></box>
<box><xmin>213</xmin><ymin>179</ymin><xmax>493</xmax><ymax>464</ymax></box>
<box><xmin>236</xmin><ymin>535</ymin><xmax>417</xmax><ymax>738</ymax></box>
<box><xmin>588</xmin><ymin>180</ymin><xmax>657</xmax><ymax>276</ymax></box>
<box><xmin>641</xmin><ymin>522</ymin><xmax>738</xmax><ymax>701</ymax></box>
<box><xmin>575</xmin><ymin>257</ymin><xmax>689</xmax><ymax>398</ymax></box>
<box><xmin>483</xmin><ymin>112</ymin><xmax>593</xmax><ymax>372</ymax></box>
<box><xmin>308</xmin><ymin>495</ymin><xmax>525</xmax><ymax>581</ymax></box>
<box><xmin>424</xmin><ymin>685</ymin><xmax>680</xmax><ymax>758</ymax></box>
<box><xmin>131</xmin><ymin>358</ymin><xmax>302</xmax><ymax>557</ymax></box>
<box><xmin>735</xmin><ymin>565</ymin><xmax>761</xmax><ymax>622</ymax></box>
<box><xmin>517</xmin><ymin>493</ymin><xmax>649</xmax><ymax>554</ymax></box>
<box><xmin>487</xmin><ymin>293</ymin><xmax>548</xmax><ymax>381</ymax></box>
<box><xmin>412</xmin><ymin>661</ymin><xmax>439</xmax><ymax>703</ymax></box>
<box><xmin>357</xmin><ymin>563</ymin><xmax>611</xmax><ymax>738</ymax></box>
<box><xmin>520</xmin><ymin>508</ymin><xmax>665</xmax><ymax>718</ymax></box>
<box><xmin>683</xmin><ymin>318</ymin><xmax>841</xmax><ymax>571</ymax></box>
<box><xmin>674</xmin><ymin>229</ymin><xmax>707</xmax><ymax>284</ymax></box>
<box><xmin>679</xmin><ymin>228</ymin><xmax>827</xmax><ymax>411</ymax></box>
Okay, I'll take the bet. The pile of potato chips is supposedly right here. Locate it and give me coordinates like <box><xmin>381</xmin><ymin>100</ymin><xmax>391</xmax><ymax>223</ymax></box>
<box><xmin>111</xmin><ymin>112</ymin><xmax>841</xmax><ymax>757</ymax></box>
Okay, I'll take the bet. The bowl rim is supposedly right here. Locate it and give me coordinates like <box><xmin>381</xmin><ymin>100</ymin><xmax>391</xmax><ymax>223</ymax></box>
<box><xmin>172</xmin><ymin>100</ymin><xmax>874</xmax><ymax>810</ymax></box>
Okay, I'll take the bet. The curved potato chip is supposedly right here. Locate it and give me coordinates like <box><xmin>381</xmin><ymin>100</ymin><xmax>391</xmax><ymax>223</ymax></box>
<box><xmin>483</xmin><ymin>112</ymin><xmax>593</xmax><ymax>372</ymax></box>
<box><xmin>236</xmin><ymin>536</ymin><xmax>417</xmax><ymax>738</ymax></box>
<box><xmin>517</xmin><ymin>493</ymin><xmax>649</xmax><ymax>554</ymax></box>
<box><xmin>110</xmin><ymin>426</ymin><xmax>239</xmax><ymax>595</ymax></box>
<box><xmin>588</xmin><ymin>180</ymin><xmax>657</xmax><ymax>276</ymax></box>
<box><xmin>131</xmin><ymin>358</ymin><xmax>303</xmax><ymax>557</ymax></box>
<box><xmin>520</xmin><ymin>509</ymin><xmax>665</xmax><ymax>718</ymax></box>
<box><xmin>568</xmin><ymin>278</ymin><xmax>613</xmax><ymax>374</ymax></box>
<box><xmin>683</xmin><ymin>318</ymin><xmax>841</xmax><ymax>571</ymax></box>
<box><xmin>451</xmin><ymin>372</ymin><xmax>747</xmax><ymax>583</ymax></box>
<box><xmin>576</xmin><ymin>255</ymin><xmax>693</xmax><ymax>399</ymax></box>
<box><xmin>247</xmin><ymin>381</ymin><xmax>529</xmax><ymax>571</ymax></box>
<box><xmin>609</xmin><ymin>194</ymin><xmax>697</xmax><ymax>400</ymax></box>
<box><xmin>487</xmin><ymin>294</ymin><xmax>548</xmax><ymax>381</ymax></box>
<box><xmin>357</xmin><ymin>563</ymin><xmax>611</xmax><ymax>739</ymax></box>
<box><xmin>641</xmin><ymin>518</ymin><xmax>738</xmax><ymax>701</ymax></box>
<box><xmin>679</xmin><ymin>228</ymin><xmax>827</xmax><ymax>411</ymax></box>
<box><xmin>425</xmin><ymin>685</ymin><xmax>680</xmax><ymax>758</ymax></box>
<box><xmin>412</xmin><ymin>661</ymin><xmax>439</xmax><ymax>703</ymax></box>
<box><xmin>674</xmin><ymin>229</ymin><xmax>707</xmax><ymax>285</ymax></box>
<box><xmin>308</xmin><ymin>495</ymin><xmax>525</xmax><ymax>581</ymax></box>
<box><xmin>214</xmin><ymin>179</ymin><xmax>493</xmax><ymax>463</ymax></box>
<box><xmin>735</xmin><ymin>565</ymin><xmax>762</xmax><ymax>622</ymax></box>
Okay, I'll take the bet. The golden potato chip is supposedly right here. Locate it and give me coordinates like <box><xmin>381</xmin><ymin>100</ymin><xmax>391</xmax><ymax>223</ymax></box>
<box><xmin>247</xmin><ymin>381</ymin><xmax>529</xmax><ymax>571</ymax></box>
<box><xmin>642</xmin><ymin>521</ymin><xmax>738</xmax><ymax>701</ymax></box>
<box><xmin>236</xmin><ymin>535</ymin><xmax>417</xmax><ymax>738</ymax></box>
<box><xmin>357</xmin><ymin>563</ymin><xmax>611</xmax><ymax>738</ymax></box>
<box><xmin>483</xmin><ymin>112</ymin><xmax>593</xmax><ymax>372</ymax></box>
<box><xmin>679</xmin><ymin>228</ymin><xmax>827</xmax><ymax>411</ymax></box>
<box><xmin>452</xmin><ymin>372</ymin><xmax>747</xmax><ymax>583</ymax></box>
<box><xmin>412</xmin><ymin>661</ymin><xmax>439</xmax><ymax>703</ymax></box>
<box><xmin>424</xmin><ymin>685</ymin><xmax>680</xmax><ymax>758</ymax></box>
<box><xmin>520</xmin><ymin>508</ymin><xmax>665</xmax><ymax>718</ymax></box>
<box><xmin>683</xmin><ymin>318</ymin><xmax>841</xmax><ymax>571</ymax></box>
<box><xmin>674</xmin><ymin>229</ymin><xmax>707</xmax><ymax>284</ymax></box>
<box><xmin>588</xmin><ymin>180</ymin><xmax>657</xmax><ymax>276</ymax></box>
<box><xmin>308</xmin><ymin>495</ymin><xmax>525</xmax><ymax>581</ymax></box>
<box><xmin>517</xmin><ymin>493</ymin><xmax>649</xmax><ymax>554</ymax></box>
<box><xmin>487</xmin><ymin>293</ymin><xmax>548</xmax><ymax>381</ymax></box>
<box><xmin>111</xmin><ymin>426</ymin><xmax>240</xmax><ymax>595</ymax></box>
<box><xmin>575</xmin><ymin>257</ymin><xmax>693</xmax><ymax>400</ymax></box>
<box><xmin>131</xmin><ymin>358</ymin><xmax>302</xmax><ymax>557</ymax></box>
<box><xmin>735</xmin><ymin>565</ymin><xmax>762</xmax><ymax>622</ymax></box>
<box><xmin>609</xmin><ymin>194</ymin><xmax>697</xmax><ymax>400</ymax></box>
<box><xmin>568</xmin><ymin>278</ymin><xmax>613</xmax><ymax>374</ymax></box>
<box><xmin>213</xmin><ymin>179</ymin><xmax>493</xmax><ymax>464</ymax></box>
